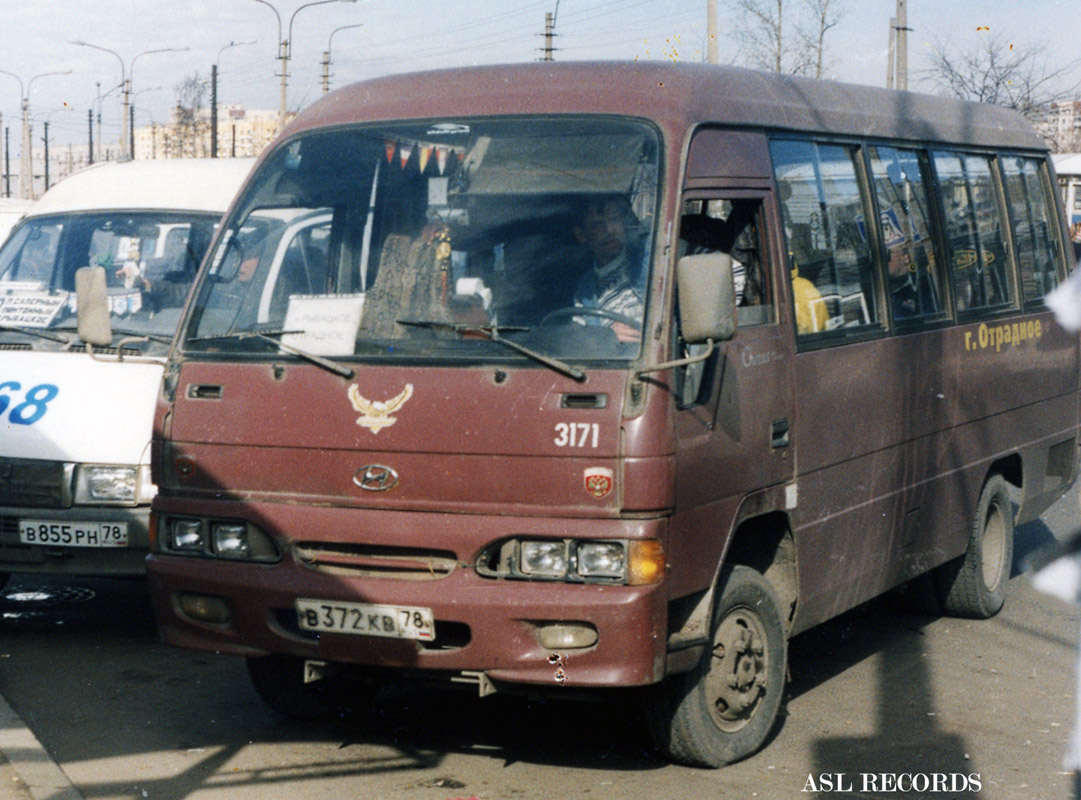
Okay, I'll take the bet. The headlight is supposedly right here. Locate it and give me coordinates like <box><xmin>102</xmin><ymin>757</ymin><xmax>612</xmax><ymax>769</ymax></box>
<box><xmin>169</xmin><ymin>518</ymin><xmax>205</xmax><ymax>552</ymax></box>
<box><xmin>520</xmin><ymin>540</ymin><xmax>569</xmax><ymax>578</ymax></box>
<box><xmin>160</xmin><ymin>515</ymin><xmax>279</xmax><ymax>563</ymax></box>
<box><xmin>577</xmin><ymin>542</ymin><xmax>626</xmax><ymax>578</ymax></box>
<box><xmin>74</xmin><ymin>464</ymin><xmax>156</xmax><ymax>505</ymax></box>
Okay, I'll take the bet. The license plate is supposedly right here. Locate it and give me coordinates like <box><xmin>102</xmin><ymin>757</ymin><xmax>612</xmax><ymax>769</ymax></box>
<box><xmin>19</xmin><ymin>520</ymin><xmax>129</xmax><ymax>548</ymax></box>
<box><xmin>295</xmin><ymin>598</ymin><xmax>435</xmax><ymax>641</ymax></box>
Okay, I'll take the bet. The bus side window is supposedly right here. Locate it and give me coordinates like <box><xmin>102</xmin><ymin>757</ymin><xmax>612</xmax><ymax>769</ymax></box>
<box><xmin>770</xmin><ymin>139</ymin><xmax>880</xmax><ymax>340</ymax></box>
<box><xmin>867</xmin><ymin>146</ymin><xmax>947</xmax><ymax>325</ymax></box>
<box><xmin>933</xmin><ymin>151</ymin><xmax>1016</xmax><ymax>315</ymax></box>
<box><xmin>1002</xmin><ymin>155</ymin><xmax>1065</xmax><ymax>305</ymax></box>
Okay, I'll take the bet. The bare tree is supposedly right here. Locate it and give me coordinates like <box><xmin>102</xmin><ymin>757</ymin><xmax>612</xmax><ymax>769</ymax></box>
<box><xmin>924</xmin><ymin>32</ymin><xmax>1081</xmax><ymax>121</ymax></box>
<box><xmin>173</xmin><ymin>73</ymin><xmax>208</xmax><ymax>158</ymax></box>
<box><xmin>797</xmin><ymin>0</ymin><xmax>842</xmax><ymax>79</ymax></box>
<box><xmin>731</xmin><ymin>0</ymin><xmax>844</xmax><ymax>77</ymax></box>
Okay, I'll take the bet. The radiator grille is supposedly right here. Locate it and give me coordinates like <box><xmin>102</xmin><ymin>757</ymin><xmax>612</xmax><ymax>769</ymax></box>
<box><xmin>294</xmin><ymin>542</ymin><xmax>459</xmax><ymax>580</ymax></box>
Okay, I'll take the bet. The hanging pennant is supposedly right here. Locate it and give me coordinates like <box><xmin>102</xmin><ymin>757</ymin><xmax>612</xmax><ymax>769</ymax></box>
<box><xmin>399</xmin><ymin>142</ymin><xmax>414</xmax><ymax>169</ymax></box>
<box><xmin>435</xmin><ymin>146</ymin><xmax>448</xmax><ymax>175</ymax></box>
<box><xmin>419</xmin><ymin>145</ymin><xmax>432</xmax><ymax>174</ymax></box>
<box><xmin>384</xmin><ymin>139</ymin><xmax>396</xmax><ymax>164</ymax></box>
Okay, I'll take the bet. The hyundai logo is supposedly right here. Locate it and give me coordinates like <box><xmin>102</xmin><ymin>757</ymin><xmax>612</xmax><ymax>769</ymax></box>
<box><xmin>353</xmin><ymin>464</ymin><xmax>400</xmax><ymax>492</ymax></box>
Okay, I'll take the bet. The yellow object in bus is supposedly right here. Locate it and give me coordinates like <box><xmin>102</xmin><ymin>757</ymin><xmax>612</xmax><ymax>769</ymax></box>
<box><xmin>791</xmin><ymin>267</ymin><xmax>827</xmax><ymax>333</ymax></box>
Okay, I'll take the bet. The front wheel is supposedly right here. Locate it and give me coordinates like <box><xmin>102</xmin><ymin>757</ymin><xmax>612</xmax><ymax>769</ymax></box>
<box><xmin>937</xmin><ymin>473</ymin><xmax>1014</xmax><ymax>619</ymax></box>
<box><xmin>647</xmin><ymin>565</ymin><xmax>788</xmax><ymax>767</ymax></box>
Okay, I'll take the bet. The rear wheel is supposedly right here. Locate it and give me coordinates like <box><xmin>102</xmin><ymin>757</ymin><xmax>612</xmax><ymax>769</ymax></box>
<box><xmin>647</xmin><ymin>565</ymin><xmax>787</xmax><ymax>767</ymax></box>
<box><xmin>246</xmin><ymin>654</ymin><xmax>368</xmax><ymax>721</ymax></box>
<box><xmin>937</xmin><ymin>473</ymin><xmax>1014</xmax><ymax>619</ymax></box>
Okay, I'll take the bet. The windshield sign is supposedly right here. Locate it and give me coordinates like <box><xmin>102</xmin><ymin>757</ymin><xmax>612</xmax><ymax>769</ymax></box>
<box><xmin>184</xmin><ymin>117</ymin><xmax>660</xmax><ymax>364</ymax></box>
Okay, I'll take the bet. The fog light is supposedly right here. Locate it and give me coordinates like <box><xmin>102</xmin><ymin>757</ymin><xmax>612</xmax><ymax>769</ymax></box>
<box><xmin>169</xmin><ymin>518</ymin><xmax>205</xmax><ymax>552</ymax></box>
<box><xmin>177</xmin><ymin>592</ymin><xmax>231</xmax><ymax>624</ymax></box>
<box><xmin>537</xmin><ymin>623</ymin><xmax>598</xmax><ymax>649</ymax></box>
<box><xmin>628</xmin><ymin>540</ymin><xmax>665</xmax><ymax>585</ymax></box>
<box><xmin>212</xmin><ymin>523</ymin><xmax>250</xmax><ymax>559</ymax></box>
<box><xmin>520</xmin><ymin>541</ymin><xmax>568</xmax><ymax>578</ymax></box>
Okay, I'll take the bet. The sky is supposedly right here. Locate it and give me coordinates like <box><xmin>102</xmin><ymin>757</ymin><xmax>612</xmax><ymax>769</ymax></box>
<box><xmin>1</xmin><ymin>0</ymin><xmax>1079</xmax><ymax>151</ymax></box>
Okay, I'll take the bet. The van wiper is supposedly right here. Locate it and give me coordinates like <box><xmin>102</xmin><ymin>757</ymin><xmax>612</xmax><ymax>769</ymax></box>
<box><xmin>0</xmin><ymin>323</ymin><xmax>72</xmax><ymax>344</ymax></box>
<box><xmin>187</xmin><ymin>329</ymin><xmax>355</xmax><ymax>380</ymax></box>
<box><xmin>397</xmin><ymin>319</ymin><xmax>586</xmax><ymax>383</ymax></box>
<box><xmin>52</xmin><ymin>323</ymin><xmax>172</xmax><ymax>345</ymax></box>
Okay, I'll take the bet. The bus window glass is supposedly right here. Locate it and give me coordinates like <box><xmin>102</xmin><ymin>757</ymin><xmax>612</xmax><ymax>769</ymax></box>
<box><xmin>187</xmin><ymin>118</ymin><xmax>660</xmax><ymax>364</ymax></box>
<box><xmin>867</xmin><ymin>146</ymin><xmax>946</xmax><ymax>325</ymax></box>
<box><xmin>933</xmin><ymin>151</ymin><xmax>1015</xmax><ymax>315</ymax></box>
<box><xmin>770</xmin><ymin>139</ymin><xmax>879</xmax><ymax>338</ymax></box>
<box><xmin>1002</xmin><ymin>156</ymin><xmax>1063</xmax><ymax>304</ymax></box>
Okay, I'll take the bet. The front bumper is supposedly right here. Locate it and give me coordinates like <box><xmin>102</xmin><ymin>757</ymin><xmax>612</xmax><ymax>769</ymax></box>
<box><xmin>147</xmin><ymin>499</ymin><xmax>669</xmax><ymax>689</ymax></box>
<box><xmin>0</xmin><ymin>505</ymin><xmax>151</xmax><ymax>577</ymax></box>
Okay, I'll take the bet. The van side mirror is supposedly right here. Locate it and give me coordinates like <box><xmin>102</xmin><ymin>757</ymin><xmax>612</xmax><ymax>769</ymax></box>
<box><xmin>75</xmin><ymin>266</ymin><xmax>113</xmax><ymax>346</ymax></box>
<box><xmin>635</xmin><ymin>252</ymin><xmax>737</xmax><ymax>379</ymax></box>
<box><xmin>677</xmin><ymin>252</ymin><xmax>736</xmax><ymax>343</ymax></box>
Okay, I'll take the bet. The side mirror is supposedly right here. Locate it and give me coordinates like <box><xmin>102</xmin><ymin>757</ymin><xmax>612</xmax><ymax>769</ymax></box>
<box><xmin>75</xmin><ymin>266</ymin><xmax>113</xmax><ymax>346</ymax></box>
<box><xmin>677</xmin><ymin>251</ymin><xmax>736</xmax><ymax>343</ymax></box>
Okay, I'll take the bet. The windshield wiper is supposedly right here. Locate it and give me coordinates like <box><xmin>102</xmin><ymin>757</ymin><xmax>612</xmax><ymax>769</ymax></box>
<box><xmin>51</xmin><ymin>323</ymin><xmax>173</xmax><ymax>346</ymax></box>
<box><xmin>397</xmin><ymin>319</ymin><xmax>586</xmax><ymax>383</ymax></box>
<box><xmin>0</xmin><ymin>323</ymin><xmax>73</xmax><ymax>344</ymax></box>
<box><xmin>187</xmin><ymin>329</ymin><xmax>355</xmax><ymax>380</ymax></box>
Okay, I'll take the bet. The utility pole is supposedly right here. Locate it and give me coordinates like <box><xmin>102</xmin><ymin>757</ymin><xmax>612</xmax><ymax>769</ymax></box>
<box><xmin>887</xmin><ymin>0</ymin><xmax>909</xmax><ymax>90</ymax></box>
<box><xmin>211</xmin><ymin>63</ymin><xmax>218</xmax><ymax>158</ymax></box>
<box><xmin>541</xmin><ymin>2</ymin><xmax>559</xmax><ymax>61</ymax></box>
<box><xmin>3</xmin><ymin>128</ymin><xmax>9</xmax><ymax>197</ymax></box>
<box><xmin>41</xmin><ymin>121</ymin><xmax>49</xmax><ymax>191</ymax></box>
<box><xmin>129</xmin><ymin>104</ymin><xmax>134</xmax><ymax>159</ymax></box>
<box><xmin>88</xmin><ymin>109</ymin><xmax>94</xmax><ymax>165</ymax></box>
<box><xmin>707</xmin><ymin>0</ymin><xmax>719</xmax><ymax>63</ymax></box>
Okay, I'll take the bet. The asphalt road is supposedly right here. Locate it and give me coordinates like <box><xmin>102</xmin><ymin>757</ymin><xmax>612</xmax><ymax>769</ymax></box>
<box><xmin>0</xmin><ymin>485</ymin><xmax>1077</xmax><ymax>800</ymax></box>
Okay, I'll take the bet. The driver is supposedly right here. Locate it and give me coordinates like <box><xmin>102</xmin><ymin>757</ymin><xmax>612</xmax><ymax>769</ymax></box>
<box><xmin>571</xmin><ymin>194</ymin><xmax>646</xmax><ymax>343</ymax></box>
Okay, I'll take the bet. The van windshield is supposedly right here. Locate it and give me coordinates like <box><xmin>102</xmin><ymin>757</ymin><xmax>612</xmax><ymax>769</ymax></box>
<box><xmin>183</xmin><ymin>117</ymin><xmax>660</xmax><ymax>363</ymax></box>
<box><xmin>0</xmin><ymin>211</ymin><xmax>221</xmax><ymax>347</ymax></box>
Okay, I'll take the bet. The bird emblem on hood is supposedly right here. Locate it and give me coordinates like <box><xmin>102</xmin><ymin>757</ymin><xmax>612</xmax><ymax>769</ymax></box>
<box><xmin>347</xmin><ymin>383</ymin><xmax>414</xmax><ymax>434</ymax></box>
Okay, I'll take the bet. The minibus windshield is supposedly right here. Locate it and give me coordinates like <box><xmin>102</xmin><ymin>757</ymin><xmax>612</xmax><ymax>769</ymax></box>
<box><xmin>0</xmin><ymin>211</ymin><xmax>221</xmax><ymax>348</ymax></box>
<box><xmin>184</xmin><ymin>117</ymin><xmax>660</xmax><ymax>363</ymax></box>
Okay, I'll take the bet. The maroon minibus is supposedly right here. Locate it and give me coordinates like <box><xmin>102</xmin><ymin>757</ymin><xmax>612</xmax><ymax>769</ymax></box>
<box><xmin>144</xmin><ymin>62</ymin><xmax>1079</xmax><ymax>767</ymax></box>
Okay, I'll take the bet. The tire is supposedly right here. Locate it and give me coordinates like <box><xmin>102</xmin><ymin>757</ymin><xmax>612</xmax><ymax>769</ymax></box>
<box><xmin>647</xmin><ymin>565</ymin><xmax>788</xmax><ymax>768</ymax></box>
<box><xmin>246</xmin><ymin>654</ymin><xmax>367</xmax><ymax>721</ymax></box>
<box><xmin>937</xmin><ymin>474</ymin><xmax>1014</xmax><ymax>619</ymax></box>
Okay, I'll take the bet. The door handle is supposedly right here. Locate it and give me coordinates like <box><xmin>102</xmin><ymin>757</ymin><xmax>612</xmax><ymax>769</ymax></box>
<box><xmin>771</xmin><ymin>418</ymin><xmax>790</xmax><ymax>449</ymax></box>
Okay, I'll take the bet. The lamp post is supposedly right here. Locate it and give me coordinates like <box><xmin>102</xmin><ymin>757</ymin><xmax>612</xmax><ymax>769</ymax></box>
<box><xmin>71</xmin><ymin>41</ymin><xmax>188</xmax><ymax>159</ymax></box>
<box><xmin>322</xmin><ymin>23</ymin><xmax>363</xmax><ymax>94</ymax></box>
<box><xmin>0</xmin><ymin>68</ymin><xmax>71</xmax><ymax>199</ymax></box>
<box><xmin>251</xmin><ymin>0</ymin><xmax>358</xmax><ymax>131</ymax></box>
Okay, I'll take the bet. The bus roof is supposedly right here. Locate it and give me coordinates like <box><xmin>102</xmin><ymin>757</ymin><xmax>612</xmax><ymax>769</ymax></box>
<box><xmin>1053</xmin><ymin>152</ymin><xmax>1081</xmax><ymax>176</ymax></box>
<box><xmin>290</xmin><ymin>61</ymin><xmax>1044</xmax><ymax>153</ymax></box>
<box><xmin>27</xmin><ymin>157</ymin><xmax>255</xmax><ymax>218</ymax></box>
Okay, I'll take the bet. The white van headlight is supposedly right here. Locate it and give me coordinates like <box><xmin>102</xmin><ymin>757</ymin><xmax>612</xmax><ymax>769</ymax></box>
<box><xmin>74</xmin><ymin>465</ymin><xmax>156</xmax><ymax>505</ymax></box>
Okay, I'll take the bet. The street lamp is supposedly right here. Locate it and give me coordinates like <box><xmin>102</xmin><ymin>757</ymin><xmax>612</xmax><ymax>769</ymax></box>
<box><xmin>71</xmin><ymin>41</ymin><xmax>188</xmax><ymax>160</ymax></box>
<box><xmin>250</xmin><ymin>0</ymin><xmax>358</xmax><ymax>130</ymax></box>
<box><xmin>322</xmin><ymin>23</ymin><xmax>363</xmax><ymax>95</ymax></box>
<box><xmin>0</xmin><ymin>68</ymin><xmax>72</xmax><ymax>199</ymax></box>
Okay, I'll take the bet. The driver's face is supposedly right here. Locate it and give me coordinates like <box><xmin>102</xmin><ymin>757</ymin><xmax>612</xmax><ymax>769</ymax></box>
<box><xmin>575</xmin><ymin>202</ymin><xmax>627</xmax><ymax>265</ymax></box>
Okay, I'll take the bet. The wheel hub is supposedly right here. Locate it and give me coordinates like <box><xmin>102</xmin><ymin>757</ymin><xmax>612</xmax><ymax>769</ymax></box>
<box><xmin>706</xmin><ymin>608</ymin><xmax>769</xmax><ymax>732</ymax></box>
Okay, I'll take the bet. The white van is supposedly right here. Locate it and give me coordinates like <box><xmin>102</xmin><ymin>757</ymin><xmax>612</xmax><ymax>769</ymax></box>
<box><xmin>0</xmin><ymin>198</ymin><xmax>34</xmax><ymax>247</ymax></box>
<box><xmin>0</xmin><ymin>158</ymin><xmax>253</xmax><ymax>584</ymax></box>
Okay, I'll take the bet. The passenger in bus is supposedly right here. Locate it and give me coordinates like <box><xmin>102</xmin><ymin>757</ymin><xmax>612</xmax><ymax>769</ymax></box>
<box><xmin>571</xmin><ymin>194</ymin><xmax>647</xmax><ymax>342</ymax></box>
<box><xmin>886</xmin><ymin>242</ymin><xmax>937</xmax><ymax>320</ymax></box>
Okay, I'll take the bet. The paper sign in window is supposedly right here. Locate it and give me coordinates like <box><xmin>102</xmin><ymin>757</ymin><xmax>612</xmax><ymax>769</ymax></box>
<box><xmin>281</xmin><ymin>294</ymin><xmax>365</xmax><ymax>356</ymax></box>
